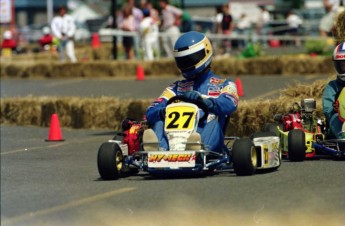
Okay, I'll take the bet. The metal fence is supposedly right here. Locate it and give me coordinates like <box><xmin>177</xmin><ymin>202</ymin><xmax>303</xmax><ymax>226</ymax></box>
<box><xmin>98</xmin><ymin>28</ymin><xmax>331</xmax><ymax>59</ymax></box>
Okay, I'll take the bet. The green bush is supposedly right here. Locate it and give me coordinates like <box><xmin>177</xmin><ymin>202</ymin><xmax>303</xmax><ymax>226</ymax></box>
<box><xmin>304</xmin><ymin>39</ymin><xmax>329</xmax><ymax>55</ymax></box>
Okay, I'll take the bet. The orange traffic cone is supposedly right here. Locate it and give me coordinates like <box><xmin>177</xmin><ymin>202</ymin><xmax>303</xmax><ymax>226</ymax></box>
<box><xmin>235</xmin><ymin>78</ymin><xmax>244</xmax><ymax>97</ymax></box>
<box><xmin>46</xmin><ymin>114</ymin><xmax>64</xmax><ymax>142</ymax></box>
<box><xmin>136</xmin><ymin>64</ymin><xmax>145</xmax><ymax>81</ymax></box>
<box><xmin>91</xmin><ymin>32</ymin><xmax>101</xmax><ymax>49</ymax></box>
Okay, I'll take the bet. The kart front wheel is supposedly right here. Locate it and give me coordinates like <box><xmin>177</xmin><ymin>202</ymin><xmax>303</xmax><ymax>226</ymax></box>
<box><xmin>288</xmin><ymin>129</ymin><xmax>305</xmax><ymax>162</ymax></box>
<box><xmin>97</xmin><ymin>142</ymin><xmax>123</xmax><ymax>180</ymax></box>
<box><xmin>232</xmin><ymin>138</ymin><xmax>257</xmax><ymax>176</ymax></box>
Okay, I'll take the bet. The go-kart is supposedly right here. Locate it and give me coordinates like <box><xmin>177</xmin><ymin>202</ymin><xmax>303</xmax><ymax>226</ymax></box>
<box><xmin>265</xmin><ymin>89</ymin><xmax>345</xmax><ymax>161</ymax></box>
<box><xmin>97</xmin><ymin>95</ymin><xmax>281</xmax><ymax>180</ymax></box>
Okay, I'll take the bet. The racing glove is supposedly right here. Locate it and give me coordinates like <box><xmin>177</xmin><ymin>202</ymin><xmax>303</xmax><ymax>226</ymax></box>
<box><xmin>184</xmin><ymin>91</ymin><xmax>215</xmax><ymax>113</ymax></box>
<box><xmin>184</xmin><ymin>91</ymin><xmax>202</xmax><ymax>102</ymax></box>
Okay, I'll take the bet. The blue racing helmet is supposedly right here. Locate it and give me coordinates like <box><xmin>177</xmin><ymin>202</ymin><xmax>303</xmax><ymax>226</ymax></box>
<box><xmin>173</xmin><ymin>31</ymin><xmax>213</xmax><ymax>79</ymax></box>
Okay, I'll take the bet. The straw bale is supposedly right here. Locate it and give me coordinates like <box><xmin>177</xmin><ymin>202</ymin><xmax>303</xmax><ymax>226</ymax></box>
<box><xmin>25</xmin><ymin>63</ymin><xmax>52</xmax><ymax>78</ymax></box>
<box><xmin>281</xmin><ymin>55</ymin><xmax>321</xmax><ymax>75</ymax></box>
<box><xmin>2</xmin><ymin>64</ymin><xmax>25</xmax><ymax>77</ymax></box>
<box><xmin>281</xmin><ymin>79</ymin><xmax>329</xmax><ymax>99</ymax></box>
<box><xmin>244</xmin><ymin>57</ymin><xmax>282</xmax><ymax>75</ymax></box>
<box><xmin>0</xmin><ymin>97</ymin><xmax>41</xmax><ymax>125</ymax></box>
<box><xmin>50</xmin><ymin>63</ymin><xmax>86</xmax><ymax>78</ymax></box>
<box><xmin>81</xmin><ymin>61</ymin><xmax>117</xmax><ymax>77</ymax></box>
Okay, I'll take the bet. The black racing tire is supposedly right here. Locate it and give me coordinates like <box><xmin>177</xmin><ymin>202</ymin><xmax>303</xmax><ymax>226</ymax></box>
<box><xmin>97</xmin><ymin>142</ymin><xmax>123</xmax><ymax>180</ymax></box>
<box><xmin>232</xmin><ymin>138</ymin><xmax>257</xmax><ymax>176</ymax></box>
<box><xmin>288</xmin><ymin>129</ymin><xmax>306</xmax><ymax>162</ymax></box>
<box><xmin>264</xmin><ymin>123</ymin><xmax>280</xmax><ymax>135</ymax></box>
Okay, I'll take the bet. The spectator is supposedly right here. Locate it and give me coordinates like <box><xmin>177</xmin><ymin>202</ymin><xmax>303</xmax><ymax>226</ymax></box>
<box><xmin>217</xmin><ymin>4</ymin><xmax>233</xmax><ymax>53</ymax></box>
<box><xmin>128</xmin><ymin>0</ymin><xmax>143</xmax><ymax>59</ymax></box>
<box><xmin>319</xmin><ymin>0</ymin><xmax>345</xmax><ymax>37</ymax></box>
<box><xmin>286</xmin><ymin>10</ymin><xmax>303</xmax><ymax>46</ymax></box>
<box><xmin>51</xmin><ymin>5</ymin><xmax>77</xmax><ymax>63</ymax></box>
<box><xmin>235</xmin><ymin>13</ymin><xmax>252</xmax><ymax>48</ymax></box>
<box><xmin>139</xmin><ymin>8</ymin><xmax>159</xmax><ymax>60</ymax></box>
<box><xmin>146</xmin><ymin>1</ymin><xmax>160</xmax><ymax>23</ymax></box>
<box><xmin>159</xmin><ymin>0</ymin><xmax>183</xmax><ymax>58</ymax></box>
<box><xmin>119</xmin><ymin>3</ymin><xmax>136</xmax><ymax>59</ymax></box>
<box><xmin>256</xmin><ymin>5</ymin><xmax>271</xmax><ymax>47</ymax></box>
<box><xmin>1</xmin><ymin>30</ymin><xmax>17</xmax><ymax>52</ymax></box>
<box><xmin>39</xmin><ymin>26</ymin><xmax>55</xmax><ymax>51</ymax></box>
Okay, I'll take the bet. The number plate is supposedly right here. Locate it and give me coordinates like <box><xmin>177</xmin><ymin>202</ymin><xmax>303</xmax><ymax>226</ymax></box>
<box><xmin>164</xmin><ymin>103</ymin><xmax>199</xmax><ymax>132</ymax></box>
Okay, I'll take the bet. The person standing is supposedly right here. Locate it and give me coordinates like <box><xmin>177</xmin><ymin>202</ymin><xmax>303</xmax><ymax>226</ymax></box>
<box><xmin>119</xmin><ymin>3</ymin><xmax>136</xmax><ymax>60</ymax></box>
<box><xmin>51</xmin><ymin>5</ymin><xmax>77</xmax><ymax>63</ymax></box>
<box><xmin>217</xmin><ymin>4</ymin><xmax>233</xmax><ymax>53</ymax></box>
<box><xmin>139</xmin><ymin>8</ymin><xmax>159</xmax><ymax>60</ymax></box>
<box><xmin>235</xmin><ymin>13</ymin><xmax>251</xmax><ymax>48</ymax></box>
<box><xmin>159</xmin><ymin>0</ymin><xmax>183</xmax><ymax>58</ymax></box>
<box><xmin>319</xmin><ymin>0</ymin><xmax>345</xmax><ymax>37</ymax></box>
<box><xmin>256</xmin><ymin>5</ymin><xmax>271</xmax><ymax>47</ymax></box>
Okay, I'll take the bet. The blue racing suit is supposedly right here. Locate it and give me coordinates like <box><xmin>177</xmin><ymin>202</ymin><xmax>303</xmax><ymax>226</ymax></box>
<box><xmin>322</xmin><ymin>77</ymin><xmax>345</xmax><ymax>138</ymax></box>
<box><xmin>146</xmin><ymin>70</ymin><xmax>239</xmax><ymax>153</ymax></box>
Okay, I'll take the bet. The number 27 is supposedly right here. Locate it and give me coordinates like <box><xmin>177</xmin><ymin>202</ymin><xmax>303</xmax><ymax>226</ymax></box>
<box><xmin>167</xmin><ymin>111</ymin><xmax>194</xmax><ymax>129</ymax></box>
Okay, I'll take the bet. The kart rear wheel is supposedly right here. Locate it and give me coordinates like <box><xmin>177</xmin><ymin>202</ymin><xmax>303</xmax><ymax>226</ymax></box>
<box><xmin>288</xmin><ymin>129</ymin><xmax>305</xmax><ymax>162</ymax></box>
<box><xmin>264</xmin><ymin>123</ymin><xmax>282</xmax><ymax>135</ymax></box>
<box><xmin>97</xmin><ymin>142</ymin><xmax>123</xmax><ymax>180</ymax></box>
<box><xmin>232</xmin><ymin>138</ymin><xmax>257</xmax><ymax>176</ymax></box>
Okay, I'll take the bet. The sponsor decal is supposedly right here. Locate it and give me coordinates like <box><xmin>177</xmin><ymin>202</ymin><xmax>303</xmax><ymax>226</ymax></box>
<box><xmin>178</xmin><ymin>81</ymin><xmax>194</xmax><ymax>87</ymax></box>
<box><xmin>148</xmin><ymin>153</ymin><xmax>196</xmax><ymax>162</ymax></box>
<box><xmin>154</xmin><ymin>97</ymin><xmax>164</xmax><ymax>103</ymax></box>
<box><xmin>177</xmin><ymin>86</ymin><xmax>193</xmax><ymax>92</ymax></box>
<box><xmin>177</xmin><ymin>81</ymin><xmax>194</xmax><ymax>93</ymax></box>
<box><xmin>210</xmin><ymin>77</ymin><xmax>226</xmax><ymax>85</ymax></box>
<box><xmin>222</xmin><ymin>83</ymin><xmax>239</xmax><ymax>100</ymax></box>
<box><xmin>335</xmin><ymin>54</ymin><xmax>345</xmax><ymax>59</ymax></box>
<box><xmin>208</xmin><ymin>86</ymin><xmax>221</xmax><ymax>96</ymax></box>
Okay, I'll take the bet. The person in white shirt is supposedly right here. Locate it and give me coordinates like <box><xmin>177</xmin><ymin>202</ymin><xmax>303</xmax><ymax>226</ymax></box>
<box><xmin>51</xmin><ymin>5</ymin><xmax>77</xmax><ymax>63</ymax></box>
<box><xmin>139</xmin><ymin>9</ymin><xmax>159</xmax><ymax>61</ymax></box>
<box><xmin>236</xmin><ymin>13</ymin><xmax>252</xmax><ymax>48</ymax></box>
<box><xmin>320</xmin><ymin>0</ymin><xmax>345</xmax><ymax>37</ymax></box>
<box><xmin>256</xmin><ymin>5</ymin><xmax>271</xmax><ymax>47</ymax></box>
<box><xmin>286</xmin><ymin>10</ymin><xmax>303</xmax><ymax>34</ymax></box>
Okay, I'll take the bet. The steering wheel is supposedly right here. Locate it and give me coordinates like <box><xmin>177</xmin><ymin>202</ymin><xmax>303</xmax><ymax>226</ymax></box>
<box><xmin>166</xmin><ymin>95</ymin><xmax>209</xmax><ymax>122</ymax></box>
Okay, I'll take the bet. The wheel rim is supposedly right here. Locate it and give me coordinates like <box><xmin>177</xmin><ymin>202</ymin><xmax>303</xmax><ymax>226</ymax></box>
<box><xmin>251</xmin><ymin>146</ymin><xmax>257</xmax><ymax>167</ymax></box>
<box><xmin>115</xmin><ymin>151</ymin><xmax>123</xmax><ymax>171</ymax></box>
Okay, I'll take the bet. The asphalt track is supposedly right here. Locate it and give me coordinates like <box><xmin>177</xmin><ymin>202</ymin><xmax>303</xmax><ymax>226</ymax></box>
<box><xmin>1</xmin><ymin>75</ymin><xmax>345</xmax><ymax>226</ymax></box>
<box><xmin>0</xmin><ymin>74</ymin><xmax>329</xmax><ymax>100</ymax></box>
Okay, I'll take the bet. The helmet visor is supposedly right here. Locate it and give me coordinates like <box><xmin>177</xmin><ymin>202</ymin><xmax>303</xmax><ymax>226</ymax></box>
<box><xmin>175</xmin><ymin>49</ymin><xmax>206</xmax><ymax>71</ymax></box>
<box><xmin>334</xmin><ymin>60</ymin><xmax>345</xmax><ymax>75</ymax></box>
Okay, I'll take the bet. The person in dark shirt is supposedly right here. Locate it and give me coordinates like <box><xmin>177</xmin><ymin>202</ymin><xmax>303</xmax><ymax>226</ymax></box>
<box><xmin>217</xmin><ymin>4</ymin><xmax>233</xmax><ymax>53</ymax></box>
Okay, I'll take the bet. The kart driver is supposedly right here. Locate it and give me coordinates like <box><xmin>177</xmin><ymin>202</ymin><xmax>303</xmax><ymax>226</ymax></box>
<box><xmin>322</xmin><ymin>42</ymin><xmax>345</xmax><ymax>138</ymax></box>
<box><xmin>144</xmin><ymin>31</ymin><xmax>239</xmax><ymax>152</ymax></box>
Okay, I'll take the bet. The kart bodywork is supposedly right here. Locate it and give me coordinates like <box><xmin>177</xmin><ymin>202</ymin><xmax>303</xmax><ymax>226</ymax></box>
<box><xmin>266</xmin><ymin>89</ymin><xmax>345</xmax><ymax>161</ymax></box>
<box><xmin>97</xmin><ymin>96</ymin><xmax>281</xmax><ymax>180</ymax></box>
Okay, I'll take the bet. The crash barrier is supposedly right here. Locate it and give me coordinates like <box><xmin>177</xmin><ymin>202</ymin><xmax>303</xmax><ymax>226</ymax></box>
<box><xmin>0</xmin><ymin>55</ymin><xmax>335</xmax><ymax>78</ymax></box>
<box><xmin>0</xmin><ymin>79</ymin><xmax>328</xmax><ymax>137</ymax></box>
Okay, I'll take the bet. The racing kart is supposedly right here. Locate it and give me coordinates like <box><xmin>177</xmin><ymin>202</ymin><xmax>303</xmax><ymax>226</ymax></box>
<box><xmin>265</xmin><ymin>89</ymin><xmax>345</xmax><ymax>161</ymax></box>
<box><xmin>97</xmin><ymin>95</ymin><xmax>281</xmax><ymax>180</ymax></box>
